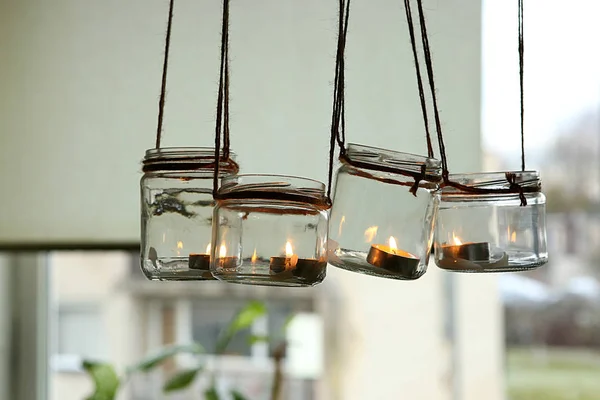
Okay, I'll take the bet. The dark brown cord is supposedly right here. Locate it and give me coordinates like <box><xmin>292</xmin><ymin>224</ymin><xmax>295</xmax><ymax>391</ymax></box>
<box><xmin>155</xmin><ymin>0</ymin><xmax>175</xmax><ymax>149</ymax></box>
<box><xmin>328</xmin><ymin>0</ymin><xmax>439</xmax><ymax>198</ymax></box>
<box><xmin>327</xmin><ymin>0</ymin><xmax>351</xmax><ymax>199</ymax></box>
<box><xmin>518</xmin><ymin>0</ymin><xmax>525</xmax><ymax>171</ymax></box>
<box><xmin>213</xmin><ymin>0</ymin><xmax>231</xmax><ymax>196</ymax></box>
<box><xmin>414</xmin><ymin>0</ymin><xmax>447</xmax><ymax>178</ymax></box>
<box><xmin>403</xmin><ymin>0</ymin><xmax>434</xmax><ymax>159</ymax></box>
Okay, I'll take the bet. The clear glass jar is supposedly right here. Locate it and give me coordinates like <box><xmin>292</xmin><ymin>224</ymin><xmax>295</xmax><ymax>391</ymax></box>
<box><xmin>140</xmin><ymin>147</ymin><xmax>239</xmax><ymax>281</ymax></box>
<box><xmin>328</xmin><ymin>144</ymin><xmax>442</xmax><ymax>280</ymax></box>
<box><xmin>211</xmin><ymin>175</ymin><xmax>329</xmax><ymax>287</ymax></box>
<box><xmin>433</xmin><ymin>171</ymin><xmax>548</xmax><ymax>272</ymax></box>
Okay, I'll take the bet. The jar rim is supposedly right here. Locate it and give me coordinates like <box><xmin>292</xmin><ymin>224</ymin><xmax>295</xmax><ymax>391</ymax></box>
<box><xmin>217</xmin><ymin>174</ymin><xmax>328</xmax><ymax>208</ymax></box>
<box><xmin>342</xmin><ymin>143</ymin><xmax>442</xmax><ymax>182</ymax></box>
<box><xmin>143</xmin><ymin>147</ymin><xmax>237</xmax><ymax>159</ymax></box>
<box><xmin>142</xmin><ymin>147</ymin><xmax>238</xmax><ymax>174</ymax></box>
<box><xmin>442</xmin><ymin>170</ymin><xmax>541</xmax><ymax>194</ymax></box>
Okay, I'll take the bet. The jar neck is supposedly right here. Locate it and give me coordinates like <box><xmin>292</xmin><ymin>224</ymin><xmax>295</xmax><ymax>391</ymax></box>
<box><xmin>442</xmin><ymin>171</ymin><xmax>541</xmax><ymax>195</ymax></box>
<box><xmin>343</xmin><ymin>143</ymin><xmax>441</xmax><ymax>183</ymax></box>
<box><xmin>216</xmin><ymin>174</ymin><xmax>329</xmax><ymax>209</ymax></box>
<box><xmin>142</xmin><ymin>147</ymin><xmax>238</xmax><ymax>174</ymax></box>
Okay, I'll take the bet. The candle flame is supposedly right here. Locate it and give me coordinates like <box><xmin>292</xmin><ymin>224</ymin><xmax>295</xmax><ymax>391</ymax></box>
<box><xmin>511</xmin><ymin>231</ymin><xmax>517</xmax><ymax>243</ymax></box>
<box><xmin>285</xmin><ymin>241</ymin><xmax>294</xmax><ymax>257</ymax></box>
<box><xmin>388</xmin><ymin>236</ymin><xmax>398</xmax><ymax>250</ymax></box>
<box><xmin>284</xmin><ymin>241</ymin><xmax>298</xmax><ymax>269</ymax></box>
<box><xmin>206</xmin><ymin>243</ymin><xmax>211</xmax><ymax>255</ymax></box>
<box><xmin>364</xmin><ymin>226</ymin><xmax>379</xmax><ymax>243</ymax></box>
<box><xmin>219</xmin><ymin>243</ymin><xmax>227</xmax><ymax>258</ymax></box>
<box><xmin>251</xmin><ymin>248</ymin><xmax>257</xmax><ymax>263</ymax></box>
<box><xmin>452</xmin><ymin>233</ymin><xmax>463</xmax><ymax>246</ymax></box>
<box><xmin>177</xmin><ymin>241</ymin><xmax>183</xmax><ymax>249</ymax></box>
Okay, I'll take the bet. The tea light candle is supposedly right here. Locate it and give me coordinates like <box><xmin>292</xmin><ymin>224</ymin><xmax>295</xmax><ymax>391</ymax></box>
<box><xmin>293</xmin><ymin>258</ymin><xmax>327</xmax><ymax>281</ymax></box>
<box><xmin>367</xmin><ymin>236</ymin><xmax>419</xmax><ymax>273</ymax></box>
<box><xmin>189</xmin><ymin>244</ymin><xmax>212</xmax><ymax>270</ymax></box>
<box><xmin>442</xmin><ymin>235</ymin><xmax>490</xmax><ymax>261</ymax></box>
<box><xmin>270</xmin><ymin>241</ymin><xmax>299</xmax><ymax>274</ymax></box>
<box><xmin>189</xmin><ymin>254</ymin><xmax>210</xmax><ymax>270</ymax></box>
<box><xmin>215</xmin><ymin>244</ymin><xmax>238</xmax><ymax>269</ymax></box>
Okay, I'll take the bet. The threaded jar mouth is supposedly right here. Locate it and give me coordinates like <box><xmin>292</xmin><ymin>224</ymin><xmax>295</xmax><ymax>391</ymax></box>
<box><xmin>217</xmin><ymin>174</ymin><xmax>329</xmax><ymax>208</ymax></box>
<box><xmin>142</xmin><ymin>147</ymin><xmax>239</xmax><ymax>174</ymax></box>
<box><xmin>442</xmin><ymin>171</ymin><xmax>541</xmax><ymax>195</ymax></box>
<box><xmin>342</xmin><ymin>143</ymin><xmax>442</xmax><ymax>182</ymax></box>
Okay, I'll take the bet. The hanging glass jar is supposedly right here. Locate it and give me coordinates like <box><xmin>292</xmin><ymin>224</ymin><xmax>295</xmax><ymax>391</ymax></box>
<box><xmin>328</xmin><ymin>144</ymin><xmax>442</xmax><ymax>280</ymax></box>
<box><xmin>433</xmin><ymin>171</ymin><xmax>547</xmax><ymax>272</ymax></box>
<box><xmin>140</xmin><ymin>147</ymin><xmax>239</xmax><ymax>281</ymax></box>
<box><xmin>211</xmin><ymin>174</ymin><xmax>329</xmax><ymax>287</ymax></box>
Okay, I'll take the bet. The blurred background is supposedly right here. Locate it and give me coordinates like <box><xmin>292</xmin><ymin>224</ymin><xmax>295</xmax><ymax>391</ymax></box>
<box><xmin>0</xmin><ymin>0</ymin><xmax>598</xmax><ymax>399</ymax></box>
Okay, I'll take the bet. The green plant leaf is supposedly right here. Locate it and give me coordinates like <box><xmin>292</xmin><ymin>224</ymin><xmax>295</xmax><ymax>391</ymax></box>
<box><xmin>247</xmin><ymin>334</ymin><xmax>270</xmax><ymax>345</ymax></box>
<box><xmin>229</xmin><ymin>301</ymin><xmax>267</xmax><ymax>333</ymax></box>
<box><xmin>231</xmin><ymin>389</ymin><xmax>249</xmax><ymax>400</ymax></box>
<box><xmin>128</xmin><ymin>343</ymin><xmax>204</xmax><ymax>373</ymax></box>
<box><xmin>163</xmin><ymin>367</ymin><xmax>202</xmax><ymax>393</ymax></box>
<box><xmin>205</xmin><ymin>386</ymin><xmax>220</xmax><ymax>400</ymax></box>
<box><xmin>282</xmin><ymin>313</ymin><xmax>296</xmax><ymax>332</ymax></box>
<box><xmin>82</xmin><ymin>361</ymin><xmax>120</xmax><ymax>400</ymax></box>
<box><xmin>216</xmin><ymin>301</ymin><xmax>267</xmax><ymax>353</ymax></box>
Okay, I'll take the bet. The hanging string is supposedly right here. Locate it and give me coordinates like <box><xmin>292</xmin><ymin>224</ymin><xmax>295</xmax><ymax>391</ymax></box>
<box><xmin>213</xmin><ymin>0</ymin><xmax>231</xmax><ymax>197</ymax></box>
<box><xmin>327</xmin><ymin>0</ymin><xmax>351</xmax><ymax>200</ymax></box>
<box><xmin>403</xmin><ymin>0</ymin><xmax>434</xmax><ymax>159</ymax></box>
<box><xmin>328</xmin><ymin>0</ymin><xmax>441</xmax><ymax>199</ymax></box>
<box><xmin>154</xmin><ymin>0</ymin><xmax>175</xmax><ymax>149</ymax></box>
<box><xmin>413</xmin><ymin>0</ymin><xmax>447</xmax><ymax>180</ymax></box>
<box><xmin>518</xmin><ymin>0</ymin><xmax>525</xmax><ymax>171</ymax></box>
<box><xmin>406</xmin><ymin>0</ymin><xmax>536</xmax><ymax>205</ymax></box>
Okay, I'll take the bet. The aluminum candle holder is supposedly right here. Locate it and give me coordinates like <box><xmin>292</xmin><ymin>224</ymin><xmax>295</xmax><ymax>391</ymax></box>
<box><xmin>211</xmin><ymin>174</ymin><xmax>329</xmax><ymax>287</ymax></box>
<box><xmin>433</xmin><ymin>171</ymin><xmax>548</xmax><ymax>272</ymax></box>
<box><xmin>140</xmin><ymin>147</ymin><xmax>239</xmax><ymax>281</ymax></box>
<box><xmin>328</xmin><ymin>144</ymin><xmax>442</xmax><ymax>280</ymax></box>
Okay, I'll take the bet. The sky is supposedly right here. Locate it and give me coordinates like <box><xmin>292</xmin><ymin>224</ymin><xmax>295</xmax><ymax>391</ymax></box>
<box><xmin>482</xmin><ymin>0</ymin><xmax>600</xmax><ymax>162</ymax></box>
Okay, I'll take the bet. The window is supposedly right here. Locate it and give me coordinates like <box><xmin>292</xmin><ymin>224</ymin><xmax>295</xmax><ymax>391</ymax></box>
<box><xmin>52</xmin><ymin>305</ymin><xmax>108</xmax><ymax>372</ymax></box>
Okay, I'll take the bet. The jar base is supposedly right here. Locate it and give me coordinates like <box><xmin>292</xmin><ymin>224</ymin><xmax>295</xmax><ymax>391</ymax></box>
<box><xmin>213</xmin><ymin>273</ymin><xmax>324</xmax><ymax>287</ymax></box>
<box><xmin>436</xmin><ymin>251</ymin><xmax>547</xmax><ymax>273</ymax></box>
<box><xmin>141</xmin><ymin>259</ymin><xmax>216</xmax><ymax>281</ymax></box>
<box><xmin>330</xmin><ymin>250</ymin><xmax>425</xmax><ymax>280</ymax></box>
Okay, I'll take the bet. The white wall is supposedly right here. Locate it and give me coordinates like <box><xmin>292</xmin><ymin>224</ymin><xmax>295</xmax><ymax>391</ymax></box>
<box><xmin>0</xmin><ymin>0</ymin><xmax>481</xmax><ymax>245</ymax></box>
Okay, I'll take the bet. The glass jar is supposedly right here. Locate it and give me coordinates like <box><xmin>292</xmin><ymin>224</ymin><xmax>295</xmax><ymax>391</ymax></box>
<box><xmin>211</xmin><ymin>175</ymin><xmax>329</xmax><ymax>287</ymax></box>
<box><xmin>328</xmin><ymin>144</ymin><xmax>442</xmax><ymax>280</ymax></box>
<box><xmin>433</xmin><ymin>171</ymin><xmax>548</xmax><ymax>272</ymax></box>
<box><xmin>140</xmin><ymin>147</ymin><xmax>239</xmax><ymax>281</ymax></box>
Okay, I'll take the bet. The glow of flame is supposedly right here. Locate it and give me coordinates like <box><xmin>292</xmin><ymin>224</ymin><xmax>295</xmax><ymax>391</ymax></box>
<box><xmin>452</xmin><ymin>233</ymin><xmax>463</xmax><ymax>246</ymax></box>
<box><xmin>177</xmin><ymin>241</ymin><xmax>183</xmax><ymax>249</ymax></box>
<box><xmin>388</xmin><ymin>236</ymin><xmax>398</xmax><ymax>250</ymax></box>
<box><xmin>338</xmin><ymin>216</ymin><xmax>346</xmax><ymax>237</ymax></box>
<box><xmin>364</xmin><ymin>226</ymin><xmax>379</xmax><ymax>243</ymax></box>
<box><xmin>511</xmin><ymin>231</ymin><xmax>516</xmax><ymax>243</ymax></box>
<box><xmin>284</xmin><ymin>241</ymin><xmax>298</xmax><ymax>269</ymax></box>
<box><xmin>285</xmin><ymin>241</ymin><xmax>294</xmax><ymax>257</ymax></box>
<box><xmin>206</xmin><ymin>243</ymin><xmax>211</xmax><ymax>255</ymax></box>
<box><xmin>219</xmin><ymin>243</ymin><xmax>227</xmax><ymax>258</ymax></box>
<box><xmin>251</xmin><ymin>248</ymin><xmax>257</xmax><ymax>263</ymax></box>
